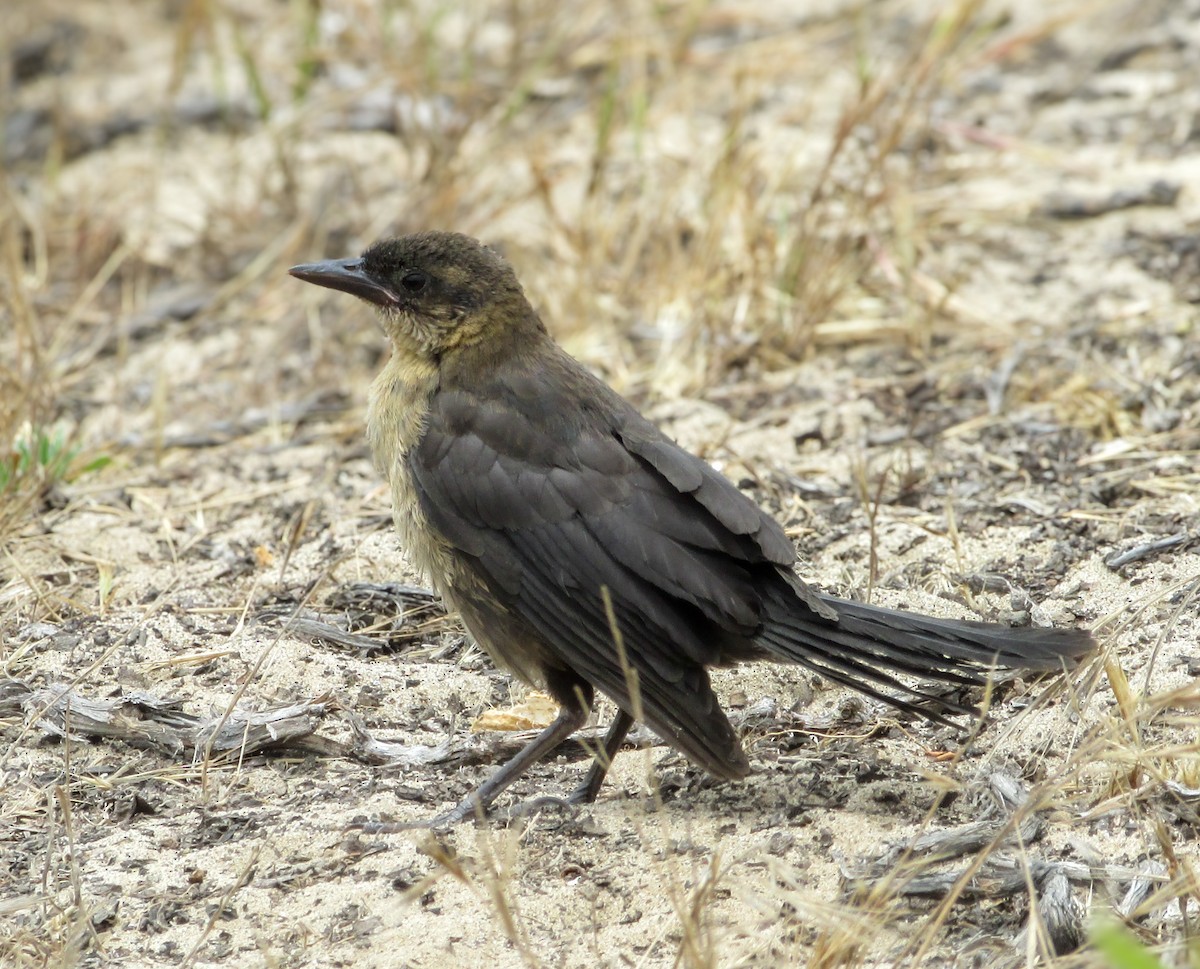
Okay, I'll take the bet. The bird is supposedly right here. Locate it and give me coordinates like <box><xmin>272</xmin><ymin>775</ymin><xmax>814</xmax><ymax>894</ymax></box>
<box><xmin>289</xmin><ymin>231</ymin><xmax>1094</xmax><ymax>828</ymax></box>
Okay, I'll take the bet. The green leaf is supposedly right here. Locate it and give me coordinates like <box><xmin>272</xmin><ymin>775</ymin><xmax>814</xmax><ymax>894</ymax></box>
<box><xmin>1092</xmin><ymin>920</ymin><xmax>1166</xmax><ymax>969</ymax></box>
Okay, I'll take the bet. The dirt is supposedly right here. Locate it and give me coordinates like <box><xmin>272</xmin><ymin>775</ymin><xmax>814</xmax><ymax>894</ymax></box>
<box><xmin>2</xmin><ymin>1</ymin><xmax>1199</xmax><ymax>967</ymax></box>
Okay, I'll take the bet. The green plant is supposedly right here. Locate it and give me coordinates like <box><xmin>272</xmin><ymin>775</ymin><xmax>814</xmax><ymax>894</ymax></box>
<box><xmin>0</xmin><ymin>424</ymin><xmax>110</xmax><ymax>494</ymax></box>
<box><xmin>1091</xmin><ymin>919</ymin><xmax>1175</xmax><ymax>969</ymax></box>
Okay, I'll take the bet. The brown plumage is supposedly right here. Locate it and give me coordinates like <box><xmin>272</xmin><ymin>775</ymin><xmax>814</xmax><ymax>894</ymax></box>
<box><xmin>289</xmin><ymin>231</ymin><xmax>1094</xmax><ymax>828</ymax></box>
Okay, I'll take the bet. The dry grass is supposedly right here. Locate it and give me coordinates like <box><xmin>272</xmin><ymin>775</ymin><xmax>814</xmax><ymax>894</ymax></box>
<box><xmin>3</xmin><ymin>0</ymin><xmax>1199</xmax><ymax>966</ymax></box>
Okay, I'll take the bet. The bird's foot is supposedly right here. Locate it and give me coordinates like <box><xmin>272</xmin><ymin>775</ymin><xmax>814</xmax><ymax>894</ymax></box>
<box><xmin>563</xmin><ymin>778</ymin><xmax>603</xmax><ymax>806</ymax></box>
<box><xmin>346</xmin><ymin>795</ymin><xmax>487</xmax><ymax>834</ymax></box>
<box><xmin>493</xmin><ymin>795</ymin><xmax>580</xmax><ymax>823</ymax></box>
<box><xmin>346</xmin><ymin>817</ymin><xmax>438</xmax><ymax>834</ymax></box>
<box><xmin>347</xmin><ymin>779</ymin><xmax>602</xmax><ymax>833</ymax></box>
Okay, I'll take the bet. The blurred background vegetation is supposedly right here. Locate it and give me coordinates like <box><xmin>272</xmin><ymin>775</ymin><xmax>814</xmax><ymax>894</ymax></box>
<box><xmin>2</xmin><ymin>0</ymin><xmax>1024</xmax><ymax>515</ymax></box>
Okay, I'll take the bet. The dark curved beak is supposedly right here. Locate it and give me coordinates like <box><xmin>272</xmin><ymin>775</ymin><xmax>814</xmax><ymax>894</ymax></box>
<box><xmin>288</xmin><ymin>259</ymin><xmax>399</xmax><ymax>307</ymax></box>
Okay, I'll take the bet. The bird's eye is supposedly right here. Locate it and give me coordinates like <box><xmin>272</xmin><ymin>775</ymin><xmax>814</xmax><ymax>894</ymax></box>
<box><xmin>400</xmin><ymin>270</ymin><xmax>428</xmax><ymax>294</ymax></box>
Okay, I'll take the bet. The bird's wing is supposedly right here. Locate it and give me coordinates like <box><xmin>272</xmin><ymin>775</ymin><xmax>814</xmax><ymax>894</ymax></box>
<box><xmin>407</xmin><ymin>365</ymin><xmax>796</xmax><ymax>776</ymax></box>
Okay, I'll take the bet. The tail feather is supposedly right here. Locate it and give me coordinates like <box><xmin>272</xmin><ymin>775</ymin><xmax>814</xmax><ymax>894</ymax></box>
<box><xmin>757</xmin><ymin>590</ymin><xmax>1094</xmax><ymax>720</ymax></box>
<box><xmin>828</xmin><ymin>596</ymin><xmax>1094</xmax><ymax>670</ymax></box>
<box><xmin>757</xmin><ymin>626</ymin><xmax>978</xmax><ymax>722</ymax></box>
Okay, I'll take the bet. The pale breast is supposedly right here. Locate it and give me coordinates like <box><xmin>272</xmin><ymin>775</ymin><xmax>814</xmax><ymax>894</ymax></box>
<box><xmin>366</xmin><ymin>353</ymin><xmax>453</xmax><ymax>583</ymax></box>
<box><xmin>365</xmin><ymin>351</ymin><xmax>549</xmax><ymax>686</ymax></box>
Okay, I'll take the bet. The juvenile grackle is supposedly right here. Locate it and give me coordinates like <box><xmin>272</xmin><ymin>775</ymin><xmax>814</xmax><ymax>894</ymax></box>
<box><xmin>290</xmin><ymin>232</ymin><xmax>1093</xmax><ymax>828</ymax></box>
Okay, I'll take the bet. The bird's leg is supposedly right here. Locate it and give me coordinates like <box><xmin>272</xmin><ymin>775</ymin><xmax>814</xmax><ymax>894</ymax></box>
<box><xmin>494</xmin><ymin>708</ymin><xmax>636</xmax><ymax>822</ymax></box>
<box><xmin>353</xmin><ymin>701</ymin><xmax>588</xmax><ymax>832</ymax></box>
<box><xmin>567</xmin><ymin>708</ymin><xmax>634</xmax><ymax>805</ymax></box>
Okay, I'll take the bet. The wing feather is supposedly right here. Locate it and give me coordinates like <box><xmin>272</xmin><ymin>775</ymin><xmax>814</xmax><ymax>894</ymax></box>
<box><xmin>408</xmin><ymin>372</ymin><xmax>792</xmax><ymax>776</ymax></box>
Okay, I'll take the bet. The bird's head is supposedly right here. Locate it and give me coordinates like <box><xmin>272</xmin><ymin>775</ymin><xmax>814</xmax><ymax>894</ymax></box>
<box><xmin>289</xmin><ymin>231</ymin><xmax>542</xmax><ymax>359</ymax></box>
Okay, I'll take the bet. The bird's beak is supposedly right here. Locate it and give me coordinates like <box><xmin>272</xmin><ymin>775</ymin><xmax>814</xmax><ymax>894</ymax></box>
<box><xmin>288</xmin><ymin>259</ymin><xmax>399</xmax><ymax>308</ymax></box>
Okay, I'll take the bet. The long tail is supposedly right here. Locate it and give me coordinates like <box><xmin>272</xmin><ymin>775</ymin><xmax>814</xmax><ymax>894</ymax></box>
<box><xmin>756</xmin><ymin>591</ymin><xmax>1094</xmax><ymax>720</ymax></box>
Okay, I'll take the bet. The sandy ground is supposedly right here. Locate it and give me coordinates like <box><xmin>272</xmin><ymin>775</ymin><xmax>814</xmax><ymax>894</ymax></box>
<box><xmin>2</xmin><ymin>1</ymin><xmax>1199</xmax><ymax>967</ymax></box>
